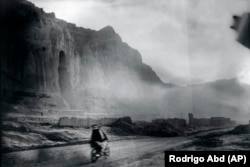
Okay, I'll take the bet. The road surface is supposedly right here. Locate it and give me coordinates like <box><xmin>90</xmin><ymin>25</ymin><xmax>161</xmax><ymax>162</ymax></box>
<box><xmin>1</xmin><ymin>128</ymin><xmax>232</xmax><ymax>167</ymax></box>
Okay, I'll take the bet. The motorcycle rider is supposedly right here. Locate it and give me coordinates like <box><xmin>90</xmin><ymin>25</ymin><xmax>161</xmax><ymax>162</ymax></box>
<box><xmin>90</xmin><ymin>124</ymin><xmax>109</xmax><ymax>156</ymax></box>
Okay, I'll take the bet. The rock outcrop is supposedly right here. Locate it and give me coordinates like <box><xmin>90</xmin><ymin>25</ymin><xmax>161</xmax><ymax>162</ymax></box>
<box><xmin>110</xmin><ymin>116</ymin><xmax>184</xmax><ymax>136</ymax></box>
<box><xmin>229</xmin><ymin>125</ymin><xmax>250</xmax><ymax>134</ymax></box>
<box><xmin>1</xmin><ymin>0</ymin><xmax>172</xmax><ymax>118</ymax></box>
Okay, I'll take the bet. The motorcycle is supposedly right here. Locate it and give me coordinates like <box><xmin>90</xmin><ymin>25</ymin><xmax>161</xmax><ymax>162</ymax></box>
<box><xmin>91</xmin><ymin>141</ymin><xmax>110</xmax><ymax>163</ymax></box>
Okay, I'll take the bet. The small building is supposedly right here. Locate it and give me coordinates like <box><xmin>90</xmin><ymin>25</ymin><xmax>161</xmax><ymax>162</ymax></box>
<box><xmin>210</xmin><ymin>117</ymin><xmax>232</xmax><ymax>127</ymax></box>
<box><xmin>166</xmin><ymin>118</ymin><xmax>187</xmax><ymax>128</ymax></box>
<box><xmin>152</xmin><ymin>118</ymin><xmax>187</xmax><ymax>128</ymax></box>
<box><xmin>188</xmin><ymin>114</ymin><xmax>236</xmax><ymax>128</ymax></box>
<box><xmin>193</xmin><ymin>118</ymin><xmax>210</xmax><ymax>127</ymax></box>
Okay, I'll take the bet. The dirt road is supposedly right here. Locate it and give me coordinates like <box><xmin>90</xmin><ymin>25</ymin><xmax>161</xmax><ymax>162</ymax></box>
<box><xmin>1</xmin><ymin>128</ymin><xmax>232</xmax><ymax>167</ymax></box>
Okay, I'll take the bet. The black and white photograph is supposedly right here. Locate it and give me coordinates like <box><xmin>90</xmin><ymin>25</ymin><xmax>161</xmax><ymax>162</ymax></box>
<box><xmin>1</xmin><ymin>0</ymin><xmax>250</xmax><ymax>166</ymax></box>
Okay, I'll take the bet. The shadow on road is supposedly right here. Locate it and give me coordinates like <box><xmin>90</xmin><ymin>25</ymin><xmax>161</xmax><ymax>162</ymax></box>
<box><xmin>2</xmin><ymin>145</ymin><xmax>91</xmax><ymax>167</ymax></box>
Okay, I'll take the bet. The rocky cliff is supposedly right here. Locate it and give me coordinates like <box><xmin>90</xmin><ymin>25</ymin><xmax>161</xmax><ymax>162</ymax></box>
<box><xmin>1</xmin><ymin>0</ymin><xmax>172</xmax><ymax>118</ymax></box>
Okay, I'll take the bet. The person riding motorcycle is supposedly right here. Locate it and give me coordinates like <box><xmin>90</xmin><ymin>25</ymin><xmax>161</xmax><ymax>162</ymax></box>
<box><xmin>90</xmin><ymin>124</ymin><xmax>109</xmax><ymax>156</ymax></box>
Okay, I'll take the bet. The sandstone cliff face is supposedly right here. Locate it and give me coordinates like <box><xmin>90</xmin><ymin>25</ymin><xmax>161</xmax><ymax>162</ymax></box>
<box><xmin>1</xmin><ymin>0</ymin><xmax>171</xmax><ymax>117</ymax></box>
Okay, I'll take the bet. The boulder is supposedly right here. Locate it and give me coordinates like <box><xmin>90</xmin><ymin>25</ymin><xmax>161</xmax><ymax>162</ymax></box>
<box><xmin>229</xmin><ymin>125</ymin><xmax>250</xmax><ymax>134</ymax></box>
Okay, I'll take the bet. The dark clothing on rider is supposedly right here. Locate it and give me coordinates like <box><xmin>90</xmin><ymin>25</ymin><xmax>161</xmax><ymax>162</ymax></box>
<box><xmin>90</xmin><ymin>129</ymin><xmax>108</xmax><ymax>154</ymax></box>
<box><xmin>91</xmin><ymin>129</ymin><xmax>108</xmax><ymax>142</ymax></box>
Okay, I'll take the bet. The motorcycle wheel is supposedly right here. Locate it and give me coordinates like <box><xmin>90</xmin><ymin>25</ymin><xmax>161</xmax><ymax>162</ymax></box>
<box><xmin>91</xmin><ymin>149</ymin><xmax>98</xmax><ymax>163</ymax></box>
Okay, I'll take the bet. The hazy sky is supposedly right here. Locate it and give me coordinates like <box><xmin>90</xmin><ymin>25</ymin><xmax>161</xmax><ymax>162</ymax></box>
<box><xmin>30</xmin><ymin>0</ymin><xmax>250</xmax><ymax>85</ymax></box>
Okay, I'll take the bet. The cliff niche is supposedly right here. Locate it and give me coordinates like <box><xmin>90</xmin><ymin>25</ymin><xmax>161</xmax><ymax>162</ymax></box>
<box><xmin>1</xmin><ymin>0</ymin><xmax>173</xmax><ymax>119</ymax></box>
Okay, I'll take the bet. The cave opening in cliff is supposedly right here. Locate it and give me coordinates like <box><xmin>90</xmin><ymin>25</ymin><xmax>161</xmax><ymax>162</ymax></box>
<box><xmin>58</xmin><ymin>51</ymin><xmax>67</xmax><ymax>94</ymax></box>
<box><xmin>58</xmin><ymin>51</ymin><xmax>73</xmax><ymax>108</ymax></box>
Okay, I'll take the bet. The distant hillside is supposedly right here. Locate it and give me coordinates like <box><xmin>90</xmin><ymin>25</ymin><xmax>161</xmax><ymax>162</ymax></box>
<box><xmin>161</xmin><ymin>78</ymin><xmax>250</xmax><ymax>122</ymax></box>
